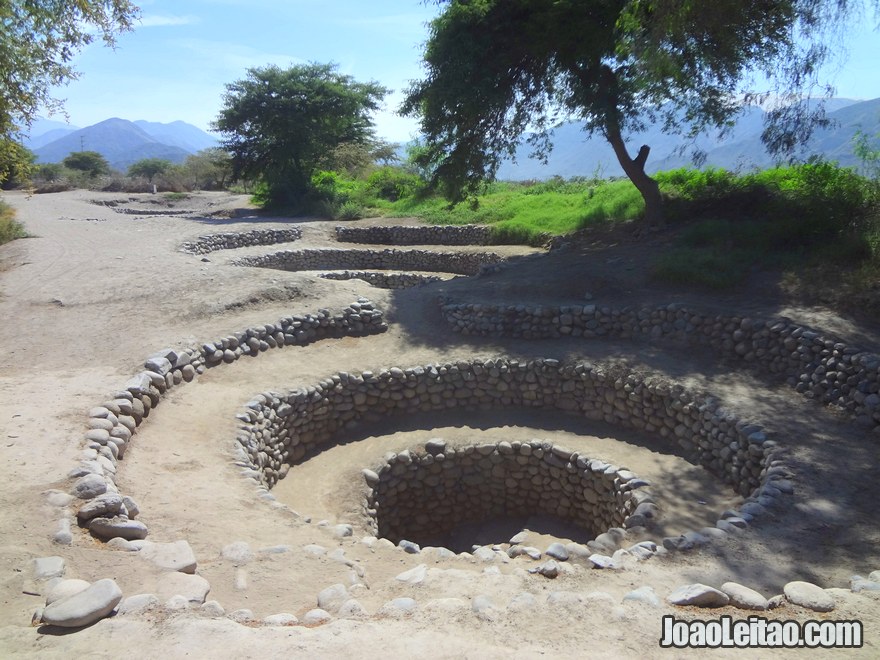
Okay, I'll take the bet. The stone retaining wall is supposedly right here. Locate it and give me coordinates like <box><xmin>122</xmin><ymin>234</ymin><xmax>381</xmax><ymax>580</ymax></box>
<box><xmin>365</xmin><ymin>440</ymin><xmax>654</xmax><ymax>547</ymax></box>
<box><xmin>319</xmin><ymin>271</ymin><xmax>443</xmax><ymax>289</ymax></box>
<box><xmin>233</xmin><ymin>248</ymin><xmax>505</xmax><ymax>275</ymax></box>
<box><xmin>181</xmin><ymin>228</ymin><xmax>303</xmax><ymax>255</ymax></box>
<box><xmin>335</xmin><ymin>225</ymin><xmax>495</xmax><ymax>246</ymax></box>
<box><xmin>440</xmin><ymin>299</ymin><xmax>880</xmax><ymax>433</ymax></box>
<box><xmin>236</xmin><ymin>358</ymin><xmax>781</xmax><ymax>510</ymax></box>
<box><xmin>71</xmin><ymin>301</ymin><xmax>387</xmax><ymax>543</ymax></box>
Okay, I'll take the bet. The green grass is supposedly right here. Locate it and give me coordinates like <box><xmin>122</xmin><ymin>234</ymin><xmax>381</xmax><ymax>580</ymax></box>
<box><xmin>0</xmin><ymin>200</ymin><xmax>27</xmax><ymax>245</ymax></box>
<box><xmin>380</xmin><ymin>177</ymin><xmax>644</xmax><ymax>245</ymax></box>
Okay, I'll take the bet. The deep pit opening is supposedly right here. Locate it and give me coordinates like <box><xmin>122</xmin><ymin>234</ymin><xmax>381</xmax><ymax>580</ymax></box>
<box><xmin>362</xmin><ymin>439</ymin><xmax>656</xmax><ymax>553</ymax></box>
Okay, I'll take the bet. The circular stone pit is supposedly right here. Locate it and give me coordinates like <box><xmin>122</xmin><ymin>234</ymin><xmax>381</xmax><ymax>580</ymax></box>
<box><xmin>363</xmin><ymin>440</ymin><xmax>656</xmax><ymax>552</ymax></box>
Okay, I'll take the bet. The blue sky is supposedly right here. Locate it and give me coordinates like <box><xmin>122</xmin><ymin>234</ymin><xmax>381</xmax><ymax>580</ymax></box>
<box><xmin>46</xmin><ymin>0</ymin><xmax>880</xmax><ymax>143</ymax></box>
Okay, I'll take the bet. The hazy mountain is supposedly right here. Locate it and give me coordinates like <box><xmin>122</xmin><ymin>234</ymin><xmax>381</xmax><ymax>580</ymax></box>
<box><xmin>32</xmin><ymin>118</ymin><xmax>217</xmax><ymax>170</ymax></box>
<box><xmin>134</xmin><ymin>120</ymin><xmax>219</xmax><ymax>153</ymax></box>
<box><xmin>21</xmin><ymin>118</ymin><xmax>79</xmax><ymax>150</ymax></box>
<box><xmin>496</xmin><ymin>98</ymin><xmax>880</xmax><ymax>180</ymax></box>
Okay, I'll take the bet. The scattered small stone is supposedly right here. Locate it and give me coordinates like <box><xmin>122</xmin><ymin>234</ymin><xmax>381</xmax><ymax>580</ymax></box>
<box><xmin>88</xmin><ymin>516</ymin><xmax>148</xmax><ymax>541</ymax></box>
<box><xmin>784</xmin><ymin>581</ymin><xmax>835</xmax><ymax>612</ymax></box>
<box><xmin>768</xmin><ymin>595</ymin><xmax>786</xmax><ymax>609</ymax></box>
<box><xmin>221</xmin><ymin>541</ymin><xmax>253</xmax><ymax>565</ymax></box>
<box><xmin>71</xmin><ymin>474</ymin><xmax>107</xmax><ymax>500</ymax></box>
<box><xmin>545</xmin><ymin>543</ymin><xmax>570</xmax><ymax>561</ymax></box>
<box><xmin>77</xmin><ymin>493</ymin><xmax>123</xmax><ymax>522</ymax></box>
<box><xmin>303</xmin><ymin>544</ymin><xmax>327</xmax><ymax>557</ymax></box>
<box><xmin>398</xmin><ymin>540</ymin><xmax>421</xmax><ymax>554</ymax></box>
<box><xmin>379</xmin><ymin>597</ymin><xmax>418</xmax><ymax>618</ymax></box>
<box><xmin>39</xmin><ymin>578</ymin><xmax>122</xmax><ymax>628</ymax></box>
<box><xmin>667</xmin><ymin>584</ymin><xmax>730</xmax><ymax>608</ymax></box>
<box><xmin>200</xmin><ymin>600</ymin><xmax>225</xmax><ymax>617</ymax></box>
<box><xmin>331</xmin><ymin>524</ymin><xmax>353</xmax><ymax>538</ymax></box>
<box><xmin>473</xmin><ymin>547</ymin><xmax>497</xmax><ymax>563</ymax></box>
<box><xmin>472</xmin><ymin>594</ymin><xmax>499</xmax><ymax>619</ymax></box>
<box><xmin>396</xmin><ymin>564</ymin><xmax>427</xmax><ymax>585</ymax></box>
<box><xmin>338</xmin><ymin>599</ymin><xmax>368</xmax><ymax>618</ymax></box>
<box><xmin>228</xmin><ymin>608</ymin><xmax>254</xmax><ymax>623</ymax></box>
<box><xmin>530</xmin><ymin>559</ymin><xmax>560</xmax><ymax>579</ymax></box>
<box><xmin>851</xmin><ymin>576</ymin><xmax>880</xmax><ymax>593</ymax></box>
<box><xmin>721</xmin><ymin>582</ymin><xmax>770</xmax><ymax>611</ymax></box>
<box><xmin>623</xmin><ymin>586</ymin><xmax>660</xmax><ymax>608</ymax></box>
<box><xmin>589</xmin><ymin>554</ymin><xmax>615</xmax><ymax>569</ymax></box>
<box><xmin>45</xmin><ymin>579</ymin><xmax>90</xmax><ymax>605</ymax></box>
<box><xmin>507</xmin><ymin>592</ymin><xmax>538</xmax><ymax>612</ymax></box>
<box><xmin>264</xmin><ymin>613</ymin><xmax>298</xmax><ymax>626</ymax></box>
<box><xmin>139</xmin><ymin>540</ymin><xmax>197</xmax><ymax>574</ymax></box>
<box><xmin>302</xmin><ymin>608</ymin><xmax>332</xmax><ymax>625</ymax></box>
<box><xmin>317</xmin><ymin>583</ymin><xmax>350</xmax><ymax>613</ymax></box>
<box><xmin>52</xmin><ymin>518</ymin><xmax>73</xmax><ymax>546</ymax></box>
<box><xmin>509</xmin><ymin>531</ymin><xmax>529</xmax><ymax>545</ymax></box>
<box><xmin>156</xmin><ymin>572</ymin><xmax>211</xmax><ymax>605</ymax></box>
<box><xmin>116</xmin><ymin>594</ymin><xmax>159</xmax><ymax>615</ymax></box>
<box><xmin>32</xmin><ymin>557</ymin><xmax>65</xmax><ymax>581</ymax></box>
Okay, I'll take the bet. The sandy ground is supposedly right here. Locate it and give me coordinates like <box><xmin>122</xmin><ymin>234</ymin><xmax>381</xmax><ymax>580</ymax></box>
<box><xmin>1</xmin><ymin>189</ymin><xmax>879</xmax><ymax>658</ymax></box>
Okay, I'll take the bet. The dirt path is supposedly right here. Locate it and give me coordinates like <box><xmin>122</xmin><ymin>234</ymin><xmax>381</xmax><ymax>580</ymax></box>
<box><xmin>1</xmin><ymin>189</ymin><xmax>879</xmax><ymax>658</ymax></box>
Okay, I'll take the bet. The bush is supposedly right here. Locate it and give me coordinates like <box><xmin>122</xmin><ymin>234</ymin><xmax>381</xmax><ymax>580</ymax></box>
<box><xmin>0</xmin><ymin>200</ymin><xmax>27</xmax><ymax>244</ymax></box>
<box><xmin>366</xmin><ymin>166</ymin><xmax>422</xmax><ymax>201</ymax></box>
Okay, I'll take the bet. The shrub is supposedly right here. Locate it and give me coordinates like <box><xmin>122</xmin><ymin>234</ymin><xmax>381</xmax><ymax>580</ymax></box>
<box><xmin>0</xmin><ymin>200</ymin><xmax>27</xmax><ymax>244</ymax></box>
<box><xmin>366</xmin><ymin>166</ymin><xmax>421</xmax><ymax>201</ymax></box>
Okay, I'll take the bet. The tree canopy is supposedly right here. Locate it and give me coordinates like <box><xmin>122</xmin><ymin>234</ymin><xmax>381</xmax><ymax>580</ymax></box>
<box><xmin>127</xmin><ymin>158</ymin><xmax>173</xmax><ymax>182</ymax></box>
<box><xmin>63</xmin><ymin>151</ymin><xmax>110</xmax><ymax>177</ymax></box>
<box><xmin>403</xmin><ymin>0</ymin><xmax>873</xmax><ymax>225</ymax></box>
<box><xmin>213</xmin><ymin>63</ymin><xmax>389</xmax><ymax>206</ymax></box>
<box><xmin>0</xmin><ymin>0</ymin><xmax>139</xmax><ymax>140</ymax></box>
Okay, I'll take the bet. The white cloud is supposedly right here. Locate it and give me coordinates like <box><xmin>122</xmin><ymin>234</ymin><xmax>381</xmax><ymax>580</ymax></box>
<box><xmin>139</xmin><ymin>14</ymin><xmax>199</xmax><ymax>28</ymax></box>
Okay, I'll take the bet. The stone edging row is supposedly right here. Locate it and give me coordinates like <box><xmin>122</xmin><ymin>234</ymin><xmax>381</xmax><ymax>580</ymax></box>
<box><xmin>180</xmin><ymin>228</ymin><xmax>303</xmax><ymax>255</ymax></box>
<box><xmin>232</xmin><ymin>248</ymin><xmax>506</xmax><ymax>276</ymax></box>
<box><xmin>335</xmin><ymin>225</ymin><xmax>495</xmax><ymax>246</ymax></box>
<box><xmin>439</xmin><ymin>298</ymin><xmax>880</xmax><ymax>434</ymax></box>
<box><xmin>63</xmin><ymin>300</ymin><xmax>387</xmax><ymax>546</ymax></box>
<box><xmin>318</xmin><ymin>271</ymin><xmax>443</xmax><ymax>289</ymax></box>
<box><xmin>235</xmin><ymin>357</ymin><xmax>790</xmax><ymax>556</ymax></box>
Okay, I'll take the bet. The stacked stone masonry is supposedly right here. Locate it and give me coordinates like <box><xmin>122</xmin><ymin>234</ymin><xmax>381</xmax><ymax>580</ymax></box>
<box><xmin>319</xmin><ymin>271</ymin><xmax>443</xmax><ymax>289</ymax></box>
<box><xmin>72</xmin><ymin>301</ymin><xmax>387</xmax><ymax>543</ymax></box>
<box><xmin>233</xmin><ymin>248</ymin><xmax>505</xmax><ymax>275</ymax></box>
<box><xmin>440</xmin><ymin>298</ymin><xmax>880</xmax><ymax>433</ymax></box>
<box><xmin>180</xmin><ymin>228</ymin><xmax>303</xmax><ymax>255</ymax></box>
<box><xmin>335</xmin><ymin>225</ymin><xmax>495</xmax><ymax>246</ymax></box>
<box><xmin>236</xmin><ymin>357</ymin><xmax>782</xmax><ymax>522</ymax></box>
<box><xmin>365</xmin><ymin>441</ymin><xmax>655</xmax><ymax>547</ymax></box>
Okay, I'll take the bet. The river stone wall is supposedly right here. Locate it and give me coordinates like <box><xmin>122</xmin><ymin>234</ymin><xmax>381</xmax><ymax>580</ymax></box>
<box><xmin>439</xmin><ymin>298</ymin><xmax>880</xmax><ymax>433</ymax></box>
<box><xmin>232</xmin><ymin>248</ymin><xmax>505</xmax><ymax>275</ymax></box>
<box><xmin>319</xmin><ymin>271</ymin><xmax>443</xmax><ymax>289</ymax></box>
<box><xmin>236</xmin><ymin>358</ymin><xmax>781</xmax><ymax>508</ymax></box>
<box><xmin>335</xmin><ymin>225</ymin><xmax>495</xmax><ymax>246</ymax></box>
<box><xmin>72</xmin><ymin>301</ymin><xmax>386</xmax><ymax>543</ymax></box>
<box><xmin>180</xmin><ymin>228</ymin><xmax>303</xmax><ymax>255</ymax></box>
<box><xmin>365</xmin><ymin>440</ymin><xmax>655</xmax><ymax>547</ymax></box>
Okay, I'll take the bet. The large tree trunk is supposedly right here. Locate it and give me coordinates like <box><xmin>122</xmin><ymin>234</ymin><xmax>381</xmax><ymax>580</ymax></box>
<box><xmin>604</xmin><ymin>123</ymin><xmax>664</xmax><ymax>228</ymax></box>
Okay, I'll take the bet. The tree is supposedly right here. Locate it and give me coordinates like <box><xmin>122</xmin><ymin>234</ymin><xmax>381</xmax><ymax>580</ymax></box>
<box><xmin>128</xmin><ymin>158</ymin><xmax>173</xmax><ymax>182</ymax></box>
<box><xmin>402</xmin><ymin>0</ymin><xmax>872</xmax><ymax>226</ymax></box>
<box><xmin>0</xmin><ymin>1</ymin><xmax>139</xmax><ymax>141</ymax></box>
<box><xmin>213</xmin><ymin>63</ymin><xmax>389</xmax><ymax>206</ymax></box>
<box><xmin>63</xmin><ymin>151</ymin><xmax>110</xmax><ymax>177</ymax></box>
<box><xmin>0</xmin><ymin>139</ymin><xmax>35</xmax><ymax>188</ymax></box>
<box><xmin>180</xmin><ymin>148</ymin><xmax>233</xmax><ymax>190</ymax></box>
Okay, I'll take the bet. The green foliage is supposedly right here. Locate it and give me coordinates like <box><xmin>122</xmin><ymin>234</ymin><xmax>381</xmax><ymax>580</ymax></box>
<box><xmin>127</xmin><ymin>158</ymin><xmax>173</xmax><ymax>182</ymax></box>
<box><xmin>0</xmin><ymin>1</ymin><xmax>139</xmax><ymax>140</ymax></box>
<box><xmin>213</xmin><ymin>62</ymin><xmax>388</xmax><ymax>207</ymax></box>
<box><xmin>652</xmin><ymin>162</ymin><xmax>880</xmax><ymax>288</ymax></box>
<box><xmin>853</xmin><ymin>127</ymin><xmax>880</xmax><ymax>179</ymax></box>
<box><xmin>0</xmin><ymin>138</ymin><xmax>35</xmax><ymax>188</ymax></box>
<box><xmin>179</xmin><ymin>148</ymin><xmax>232</xmax><ymax>190</ymax></box>
<box><xmin>0</xmin><ymin>199</ymin><xmax>27</xmax><ymax>244</ymax></box>
<box><xmin>62</xmin><ymin>150</ymin><xmax>110</xmax><ymax>177</ymax></box>
<box><xmin>402</xmin><ymin>0</ymin><xmax>862</xmax><ymax>223</ymax></box>
<box><xmin>35</xmin><ymin>162</ymin><xmax>63</xmax><ymax>182</ymax></box>
<box><xmin>366</xmin><ymin>166</ymin><xmax>422</xmax><ymax>201</ymax></box>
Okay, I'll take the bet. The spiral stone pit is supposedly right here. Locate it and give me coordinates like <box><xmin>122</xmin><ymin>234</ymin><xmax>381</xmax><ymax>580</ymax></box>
<box><xmin>362</xmin><ymin>440</ymin><xmax>656</xmax><ymax>551</ymax></box>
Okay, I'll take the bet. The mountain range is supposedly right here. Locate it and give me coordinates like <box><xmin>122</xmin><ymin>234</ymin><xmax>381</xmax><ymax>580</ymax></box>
<box><xmin>496</xmin><ymin>97</ymin><xmax>880</xmax><ymax>180</ymax></box>
<box><xmin>24</xmin><ymin>118</ymin><xmax>220</xmax><ymax>171</ymax></box>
